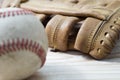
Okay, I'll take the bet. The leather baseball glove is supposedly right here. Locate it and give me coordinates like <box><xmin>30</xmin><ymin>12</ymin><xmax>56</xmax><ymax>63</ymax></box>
<box><xmin>20</xmin><ymin>0</ymin><xmax>120</xmax><ymax>59</ymax></box>
<box><xmin>3</xmin><ymin>0</ymin><xmax>120</xmax><ymax>59</ymax></box>
<box><xmin>1</xmin><ymin>0</ymin><xmax>27</xmax><ymax>8</ymax></box>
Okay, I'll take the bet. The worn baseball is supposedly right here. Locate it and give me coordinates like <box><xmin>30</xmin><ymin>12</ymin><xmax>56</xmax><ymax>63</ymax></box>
<box><xmin>0</xmin><ymin>8</ymin><xmax>48</xmax><ymax>80</ymax></box>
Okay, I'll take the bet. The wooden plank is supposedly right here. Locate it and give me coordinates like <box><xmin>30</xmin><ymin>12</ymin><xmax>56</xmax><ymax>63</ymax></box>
<box><xmin>26</xmin><ymin>45</ymin><xmax>120</xmax><ymax>80</ymax></box>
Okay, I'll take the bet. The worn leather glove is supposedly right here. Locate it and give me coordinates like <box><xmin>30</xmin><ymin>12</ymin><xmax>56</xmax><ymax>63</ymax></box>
<box><xmin>20</xmin><ymin>0</ymin><xmax>120</xmax><ymax>59</ymax></box>
<box><xmin>20</xmin><ymin>0</ymin><xmax>115</xmax><ymax>20</ymax></box>
<box><xmin>45</xmin><ymin>0</ymin><xmax>120</xmax><ymax>59</ymax></box>
<box><xmin>1</xmin><ymin>0</ymin><xmax>27</xmax><ymax>8</ymax></box>
<box><xmin>45</xmin><ymin>15</ymin><xmax>79</xmax><ymax>51</ymax></box>
<box><xmin>74</xmin><ymin>1</ymin><xmax>120</xmax><ymax>59</ymax></box>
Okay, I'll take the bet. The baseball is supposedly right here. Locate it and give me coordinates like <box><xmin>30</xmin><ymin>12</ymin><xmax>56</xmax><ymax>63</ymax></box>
<box><xmin>0</xmin><ymin>8</ymin><xmax>48</xmax><ymax>80</ymax></box>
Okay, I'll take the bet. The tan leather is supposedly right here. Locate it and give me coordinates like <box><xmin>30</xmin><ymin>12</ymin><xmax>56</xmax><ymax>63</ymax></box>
<box><xmin>1</xmin><ymin>0</ymin><xmax>28</xmax><ymax>8</ymax></box>
<box><xmin>35</xmin><ymin>14</ymin><xmax>47</xmax><ymax>22</ymax></box>
<box><xmin>20</xmin><ymin>0</ymin><xmax>116</xmax><ymax>20</ymax></box>
<box><xmin>68</xmin><ymin>21</ymin><xmax>83</xmax><ymax>50</ymax></box>
<box><xmin>14</xmin><ymin>0</ymin><xmax>120</xmax><ymax>59</ymax></box>
<box><xmin>74</xmin><ymin>1</ymin><xmax>120</xmax><ymax>59</ymax></box>
<box><xmin>50</xmin><ymin>0</ymin><xmax>79</xmax><ymax>4</ymax></box>
<box><xmin>20</xmin><ymin>0</ymin><xmax>83</xmax><ymax>17</ymax></box>
<box><xmin>74</xmin><ymin>18</ymin><xmax>101</xmax><ymax>53</ymax></box>
<box><xmin>51</xmin><ymin>0</ymin><xmax>76</xmax><ymax>2</ymax></box>
<box><xmin>89</xmin><ymin>8</ymin><xmax>120</xmax><ymax>59</ymax></box>
<box><xmin>45</xmin><ymin>15</ymin><xmax>79</xmax><ymax>51</ymax></box>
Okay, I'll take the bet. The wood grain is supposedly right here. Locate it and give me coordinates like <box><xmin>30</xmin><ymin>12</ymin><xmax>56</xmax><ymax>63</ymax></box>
<box><xmin>25</xmin><ymin>43</ymin><xmax>120</xmax><ymax>80</ymax></box>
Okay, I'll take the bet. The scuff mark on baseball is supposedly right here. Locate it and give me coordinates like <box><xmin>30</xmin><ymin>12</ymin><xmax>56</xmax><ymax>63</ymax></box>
<box><xmin>0</xmin><ymin>8</ymin><xmax>48</xmax><ymax>80</ymax></box>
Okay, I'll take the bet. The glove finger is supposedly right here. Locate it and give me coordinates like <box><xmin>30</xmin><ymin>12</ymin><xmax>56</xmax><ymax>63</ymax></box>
<box><xmin>74</xmin><ymin>17</ymin><xmax>101</xmax><ymax>53</ymax></box>
<box><xmin>89</xmin><ymin>8</ymin><xmax>120</xmax><ymax>59</ymax></box>
<box><xmin>35</xmin><ymin>13</ymin><xmax>48</xmax><ymax>23</ymax></box>
<box><xmin>20</xmin><ymin>0</ymin><xmax>107</xmax><ymax>20</ymax></box>
<box><xmin>45</xmin><ymin>15</ymin><xmax>79</xmax><ymax>51</ymax></box>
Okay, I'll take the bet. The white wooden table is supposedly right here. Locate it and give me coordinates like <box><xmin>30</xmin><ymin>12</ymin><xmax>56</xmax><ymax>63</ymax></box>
<box><xmin>25</xmin><ymin>44</ymin><xmax>120</xmax><ymax>80</ymax></box>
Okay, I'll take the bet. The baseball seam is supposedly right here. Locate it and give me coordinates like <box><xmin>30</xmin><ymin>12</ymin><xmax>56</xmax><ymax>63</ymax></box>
<box><xmin>0</xmin><ymin>9</ymin><xmax>33</xmax><ymax>18</ymax></box>
<box><xmin>0</xmin><ymin>38</ymin><xmax>45</xmax><ymax>67</ymax></box>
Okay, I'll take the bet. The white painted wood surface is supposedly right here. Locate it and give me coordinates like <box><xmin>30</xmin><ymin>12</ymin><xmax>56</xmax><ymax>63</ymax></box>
<box><xmin>25</xmin><ymin>42</ymin><xmax>120</xmax><ymax>80</ymax></box>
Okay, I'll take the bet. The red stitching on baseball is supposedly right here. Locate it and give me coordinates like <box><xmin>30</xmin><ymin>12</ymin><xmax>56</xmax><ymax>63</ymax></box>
<box><xmin>0</xmin><ymin>9</ymin><xmax>33</xmax><ymax>18</ymax></box>
<box><xmin>0</xmin><ymin>38</ymin><xmax>46</xmax><ymax>67</ymax></box>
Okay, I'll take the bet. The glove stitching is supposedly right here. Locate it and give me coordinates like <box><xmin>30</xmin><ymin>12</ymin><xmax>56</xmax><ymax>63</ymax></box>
<box><xmin>89</xmin><ymin>8</ymin><xmax>120</xmax><ymax>59</ymax></box>
<box><xmin>90</xmin><ymin>8</ymin><xmax>120</xmax><ymax>50</ymax></box>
